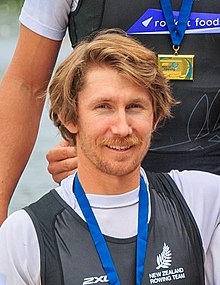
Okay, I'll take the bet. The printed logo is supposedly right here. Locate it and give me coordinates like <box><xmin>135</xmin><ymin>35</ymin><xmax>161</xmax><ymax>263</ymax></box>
<box><xmin>127</xmin><ymin>9</ymin><xmax>220</xmax><ymax>35</ymax></box>
<box><xmin>83</xmin><ymin>275</ymin><xmax>108</xmax><ymax>285</ymax></box>
<box><xmin>150</xmin><ymin>90</ymin><xmax>220</xmax><ymax>151</ymax></box>
<box><xmin>156</xmin><ymin>243</ymin><xmax>172</xmax><ymax>270</ymax></box>
<box><xmin>148</xmin><ymin>243</ymin><xmax>186</xmax><ymax>283</ymax></box>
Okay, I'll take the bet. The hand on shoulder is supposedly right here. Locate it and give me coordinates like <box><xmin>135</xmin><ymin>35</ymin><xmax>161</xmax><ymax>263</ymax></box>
<box><xmin>46</xmin><ymin>140</ymin><xmax>78</xmax><ymax>184</ymax></box>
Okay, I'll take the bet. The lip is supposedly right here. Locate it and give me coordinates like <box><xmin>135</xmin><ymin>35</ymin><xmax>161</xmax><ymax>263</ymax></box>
<box><xmin>108</xmin><ymin>145</ymin><xmax>132</xmax><ymax>150</ymax></box>
<box><xmin>105</xmin><ymin>145</ymin><xmax>134</xmax><ymax>153</ymax></box>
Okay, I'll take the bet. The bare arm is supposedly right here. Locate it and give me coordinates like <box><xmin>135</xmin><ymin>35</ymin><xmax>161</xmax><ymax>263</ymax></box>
<box><xmin>0</xmin><ymin>24</ymin><xmax>62</xmax><ymax>224</ymax></box>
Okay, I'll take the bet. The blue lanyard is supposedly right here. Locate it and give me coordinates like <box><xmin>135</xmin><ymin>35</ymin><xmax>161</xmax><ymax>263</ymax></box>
<box><xmin>160</xmin><ymin>0</ymin><xmax>194</xmax><ymax>46</ymax></box>
<box><xmin>73</xmin><ymin>173</ymin><xmax>149</xmax><ymax>285</ymax></box>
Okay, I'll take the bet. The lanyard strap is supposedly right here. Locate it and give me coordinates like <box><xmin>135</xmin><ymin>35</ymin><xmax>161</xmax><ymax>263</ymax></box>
<box><xmin>73</xmin><ymin>173</ymin><xmax>149</xmax><ymax>285</ymax></box>
<box><xmin>160</xmin><ymin>0</ymin><xmax>194</xmax><ymax>46</ymax></box>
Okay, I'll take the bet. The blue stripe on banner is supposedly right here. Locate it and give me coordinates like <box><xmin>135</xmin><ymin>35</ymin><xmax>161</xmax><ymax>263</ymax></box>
<box><xmin>127</xmin><ymin>9</ymin><xmax>220</xmax><ymax>34</ymax></box>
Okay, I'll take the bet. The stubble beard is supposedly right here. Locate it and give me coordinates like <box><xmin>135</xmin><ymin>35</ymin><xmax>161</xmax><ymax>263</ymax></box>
<box><xmin>78</xmin><ymin>133</ymin><xmax>150</xmax><ymax>177</ymax></box>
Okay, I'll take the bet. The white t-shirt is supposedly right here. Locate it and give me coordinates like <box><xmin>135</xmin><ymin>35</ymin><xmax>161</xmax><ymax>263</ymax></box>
<box><xmin>19</xmin><ymin>0</ymin><xmax>79</xmax><ymax>40</ymax></box>
<box><xmin>0</xmin><ymin>169</ymin><xmax>220</xmax><ymax>285</ymax></box>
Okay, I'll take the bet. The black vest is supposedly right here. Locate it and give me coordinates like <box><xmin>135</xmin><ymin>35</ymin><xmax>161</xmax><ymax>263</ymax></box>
<box><xmin>68</xmin><ymin>0</ymin><xmax>220</xmax><ymax>175</ymax></box>
<box><xmin>24</xmin><ymin>172</ymin><xmax>204</xmax><ymax>285</ymax></box>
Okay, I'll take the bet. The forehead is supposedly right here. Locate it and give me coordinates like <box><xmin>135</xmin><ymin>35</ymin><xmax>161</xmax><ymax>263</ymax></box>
<box><xmin>80</xmin><ymin>66</ymin><xmax>151</xmax><ymax>102</ymax></box>
<box><xmin>84</xmin><ymin>65</ymin><xmax>127</xmax><ymax>84</ymax></box>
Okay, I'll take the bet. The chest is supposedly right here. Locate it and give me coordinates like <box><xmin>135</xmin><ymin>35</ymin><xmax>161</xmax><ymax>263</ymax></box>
<box><xmin>51</xmin><ymin>192</ymin><xmax>204</xmax><ymax>284</ymax></box>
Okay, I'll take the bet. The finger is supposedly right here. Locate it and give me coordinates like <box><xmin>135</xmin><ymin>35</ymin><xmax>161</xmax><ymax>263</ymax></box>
<box><xmin>46</xmin><ymin>146</ymin><xmax>77</xmax><ymax>162</ymax></box>
<box><xmin>52</xmin><ymin>170</ymin><xmax>77</xmax><ymax>184</ymax></box>
<box><xmin>47</xmin><ymin>157</ymin><xmax>78</xmax><ymax>175</ymax></box>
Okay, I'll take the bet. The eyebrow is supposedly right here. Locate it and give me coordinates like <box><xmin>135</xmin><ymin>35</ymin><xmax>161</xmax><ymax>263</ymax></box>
<box><xmin>86</xmin><ymin>97</ymin><xmax>112</xmax><ymax>107</ymax></box>
<box><xmin>88</xmin><ymin>96</ymin><xmax>150</xmax><ymax>106</ymax></box>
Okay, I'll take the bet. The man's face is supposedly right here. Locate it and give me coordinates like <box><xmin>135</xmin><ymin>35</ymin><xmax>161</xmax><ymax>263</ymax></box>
<box><xmin>67</xmin><ymin>66</ymin><xmax>156</xmax><ymax>177</ymax></box>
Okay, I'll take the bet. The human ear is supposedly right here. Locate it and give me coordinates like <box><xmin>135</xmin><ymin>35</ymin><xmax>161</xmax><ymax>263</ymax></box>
<box><xmin>64</xmin><ymin>122</ymin><xmax>78</xmax><ymax>134</ymax></box>
<box><xmin>58</xmin><ymin>115</ymin><xmax>78</xmax><ymax>134</ymax></box>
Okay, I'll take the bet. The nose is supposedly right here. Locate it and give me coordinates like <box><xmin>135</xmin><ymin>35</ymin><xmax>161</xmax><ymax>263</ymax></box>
<box><xmin>110</xmin><ymin>110</ymin><xmax>132</xmax><ymax>137</ymax></box>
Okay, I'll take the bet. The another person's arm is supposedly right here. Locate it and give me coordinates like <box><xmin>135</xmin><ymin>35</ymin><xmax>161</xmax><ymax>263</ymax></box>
<box><xmin>0</xmin><ymin>24</ymin><xmax>61</xmax><ymax>224</ymax></box>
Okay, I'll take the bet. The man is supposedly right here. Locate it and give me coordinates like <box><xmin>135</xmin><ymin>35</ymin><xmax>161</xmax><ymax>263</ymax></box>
<box><xmin>0</xmin><ymin>0</ymin><xmax>219</xmax><ymax>225</ymax></box>
<box><xmin>0</xmin><ymin>29</ymin><xmax>219</xmax><ymax>285</ymax></box>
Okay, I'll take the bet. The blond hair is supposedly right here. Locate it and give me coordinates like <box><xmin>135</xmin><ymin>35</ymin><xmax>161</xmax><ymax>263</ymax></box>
<box><xmin>49</xmin><ymin>29</ymin><xmax>177</xmax><ymax>145</ymax></box>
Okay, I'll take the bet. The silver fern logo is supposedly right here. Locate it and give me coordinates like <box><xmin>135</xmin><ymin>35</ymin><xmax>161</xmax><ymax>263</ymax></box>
<box><xmin>156</xmin><ymin>243</ymin><xmax>172</xmax><ymax>270</ymax></box>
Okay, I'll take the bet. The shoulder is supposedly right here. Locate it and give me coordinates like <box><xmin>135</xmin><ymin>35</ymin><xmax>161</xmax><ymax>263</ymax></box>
<box><xmin>0</xmin><ymin>209</ymin><xmax>34</xmax><ymax>234</ymax></box>
<box><xmin>0</xmin><ymin>210</ymin><xmax>40</xmax><ymax>284</ymax></box>
<box><xmin>19</xmin><ymin>0</ymin><xmax>78</xmax><ymax>40</ymax></box>
<box><xmin>0</xmin><ymin>209</ymin><xmax>39</xmax><ymax>251</ymax></box>
<box><xmin>168</xmin><ymin>170</ymin><xmax>220</xmax><ymax>251</ymax></box>
<box><xmin>168</xmin><ymin>169</ymin><xmax>220</xmax><ymax>198</ymax></box>
<box><xmin>168</xmin><ymin>170</ymin><xmax>220</xmax><ymax>211</ymax></box>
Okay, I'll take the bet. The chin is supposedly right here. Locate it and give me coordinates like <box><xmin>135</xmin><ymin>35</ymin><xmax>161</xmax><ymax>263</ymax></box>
<box><xmin>97</xmin><ymin>161</ymin><xmax>140</xmax><ymax>177</ymax></box>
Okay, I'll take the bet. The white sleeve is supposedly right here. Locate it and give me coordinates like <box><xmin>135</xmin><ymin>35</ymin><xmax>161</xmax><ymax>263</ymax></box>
<box><xmin>205</xmin><ymin>224</ymin><xmax>220</xmax><ymax>285</ymax></box>
<box><xmin>19</xmin><ymin>0</ymin><xmax>78</xmax><ymax>40</ymax></box>
<box><xmin>169</xmin><ymin>170</ymin><xmax>220</xmax><ymax>285</ymax></box>
<box><xmin>0</xmin><ymin>210</ymin><xmax>41</xmax><ymax>285</ymax></box>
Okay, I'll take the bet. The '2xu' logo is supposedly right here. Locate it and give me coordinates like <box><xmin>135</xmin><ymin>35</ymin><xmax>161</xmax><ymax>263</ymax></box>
<box><xmin>83</xmin><ymin>275</ymin><xmax>109</xmax><ymax>285</ymax></box>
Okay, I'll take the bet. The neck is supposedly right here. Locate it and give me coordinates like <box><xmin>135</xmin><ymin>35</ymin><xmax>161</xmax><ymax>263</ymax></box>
<box><xmin>77</xmin><ymin>163</ymin><xmax>140</xmax><ymax>195</ymax></box>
